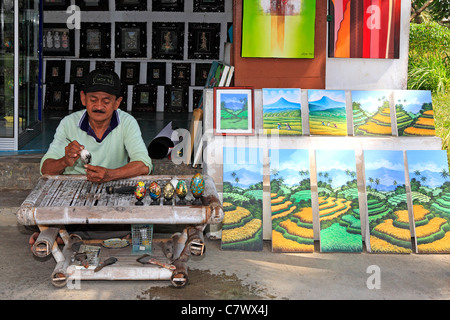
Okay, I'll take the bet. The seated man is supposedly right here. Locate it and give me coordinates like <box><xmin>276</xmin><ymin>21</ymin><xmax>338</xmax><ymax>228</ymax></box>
<box><xmin>29</xmin><ymin>69</ymin><xmax>153</xmax><ymax>245</ymax></box>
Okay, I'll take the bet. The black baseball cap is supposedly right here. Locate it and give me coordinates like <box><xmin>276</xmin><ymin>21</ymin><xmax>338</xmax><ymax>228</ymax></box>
<box><xmin>84</xmin><ymin>69</ymin><xmax>122</xmax><ymax>97</ymax></box>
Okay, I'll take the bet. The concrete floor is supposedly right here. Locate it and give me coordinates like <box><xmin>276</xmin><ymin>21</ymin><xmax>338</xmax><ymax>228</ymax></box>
<box><xmin>0</xmin><ymin>190</ymin><xmax>449</xmax><ymax>301</ymax></box>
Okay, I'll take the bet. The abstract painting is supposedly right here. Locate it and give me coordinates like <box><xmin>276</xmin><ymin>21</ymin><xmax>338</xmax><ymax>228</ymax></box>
<box><xmin>263</xmin><ymin>88</ymin><xmax>302</xmax><ymax>135</ymax></box>
<box><xmin>222</xmin><ymin>147</ymin><xmax>264</xmax><ymax>251</ymax></box>
<box><xmin>269</xmin><ymin>149</ymin><xmax>313</xmax><ymax>252</ymax></box>
<box><xmin>406</xmin><ymin>150</ymin><xmax>450</xmax><ymax>253</ymax></box>
<box><xmin>308</xmin><ymin>90</ymin><xmax>347</xmax><ymax>136</ymax></box>
<box><xmin>315</xmin><ymin>150</ymin><xmax>363</xmax><ymax>252</ymax></box>
<box><xmin>395</xmin><ymin>90</ymin><xmax>435</xmax><ymax>136</ymax></box>
<box><xmin>328</xmin><ymin>0</ymin><xmax>401</xmax><ymax>59</ymax></box>
<box><xmin>363</xmin><ymin>150</ymin><xmax>412</xmax><ymax>253</ymax></box>
<box><xmin>352</xmin><ymin>90</ymin><xmax>392</xmax><ymax>136</ymax></box>
<box><xmin>242</xmin><ymin>0</ymin><xmax>316</xmax><ymax>58</ymax></box>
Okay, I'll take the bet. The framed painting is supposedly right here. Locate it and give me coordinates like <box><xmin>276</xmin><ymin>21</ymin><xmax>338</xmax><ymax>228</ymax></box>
<box><xmin>132</xmin><ymin>84</ymin><xmax>157</xmax><ymax>112</ymax></box>
<box><xmin>363</xmin><ymin>150</ymin><xmax>412</xmax><ymax>253</ymax></box>
<box><xmin>75</xmin><ymin>0</ymin><xmax>109</xmax><ymax>11</ymax></box>
<box><xmin>315</xmin><ymin>149</ymin><xmax>362</xmax><ymax>253</ymax></box>
<box><xmin>193</xmin><ymin>0</ymin><xmax>224</xmax><ymax>12</ymax></box>
<box><xmin>164</xmin><ymin>85</ymin><xmax>188</xmax><ymax>113</ymax></box>
<box><xmin>115</xmin><ymin>22</ymin><xmax>147</xmax><ymax>58</ymax></box>
<box><xmin>352</xmin><ymin>90</ymin><xmax>392</xmax><ymax>136</ymax></box>
<box><xmin>406</xmin><ymin>150</ymin><xmax>450</xmax><ymax>253</ymax></box>
<box><xmin>195</xmin><ymin>63</ymin><xmax>211</xmax><ymax>86</ymax></box>
<box><xmin>115</xmin><ymin>0</ymin><xmax>147</xmax><ymax>10</ymax></box>
<box><xmin>45</xmin><ymin>83</ymin><xmax>70</xmax><ymax>111</ymax></box>
<box><xmin>242</xmin><ymin>0</ymin><xmax>316</xmax><ymax>58</ymax></box>
<box><xmin>328</xmin><ymin>0</ymin><xmax>401</xmax><ymax>59</ymax></box>
<box><xmin>213</xmin><ymin>87</ymin><xmax>254</xmax><ymax>136</ymax></box>
<box><xmin>395</xmin><ymin>90</ymin><xmax>435</xmax><ymax>136</ymax></box>
<box><xmin>171</xmin><ymin>63</ymin><xmax>191</xmax><ymax>86</ymax></box>
<box><xmin>188</xmin><ymin>23</ymin><xmax>221</xmax><ymax>60</ymax></box>
<box><xmin>72</xmin><ymin>84</ymin><xmax>85</xmax><ymax>111</ymax></box>
<box><xmin>152</xmin><ymin>22</ymin><xmax>184</xmax><ymax>60</ymax></box>
<box><xmin>263</xmin><ymin>88</ymin><xmax>302</xmax><ymax>135</ymax></box>
<box><xmin>43</xmin><ymin>23</ymin><xmax>75</xmax><ymax>57</ymax></box>
<box><xmin>147</xmin><ymin>62</ymin><xmax>166</xmax><ymax>85</ymax></box>
<box><xmin>70</xmin><ymin>61</ymin><xmax>90</xmax><ymax>84</ymax></box>
<box><xmin>118</xmin><ymin>87</ymin><xmax>128</xmax><ymax>111</ymax></box>
<box><xmin>43</xmin><ymin>0</ymin><xmax>70</xmax><ymax>10</ymax></box>
<box><xmin>222</xmin><ymin>147</ymin><xmax>264</xmax><ymax>251</ymax></box>
<box><xmin>80</xmin><ymin>23</ymin><xmax>111</xmax><ymax>58</ymax></box>
<box><xmin>308</xmin><ymin>89</ymin><xmax>347</xmax><ymax>136</ymax></box>
<box><xmin>45</xmin><ymin>60</ymin><xmax>65</xmax><ymax>84</ymax></box>
<box><xmin>152</xmin><ymin>0</ymin><xmax>184</xmax><ymax>11</ymax></box>
<box><xmin>269</xmin><ymin>149</ymin><xmax>313</xmax><ymax>252</ymax></box>
<box><xmin>121</xmin><ymin>62</ymin><xmax>140</xmax><ymax>85</ymax></box>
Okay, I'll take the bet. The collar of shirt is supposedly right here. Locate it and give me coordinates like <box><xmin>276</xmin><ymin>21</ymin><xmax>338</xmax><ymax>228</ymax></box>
<box><xmin>78</xmin><ymin>110</ymin><xmax>120</xmax><ymax>143</ymax></box>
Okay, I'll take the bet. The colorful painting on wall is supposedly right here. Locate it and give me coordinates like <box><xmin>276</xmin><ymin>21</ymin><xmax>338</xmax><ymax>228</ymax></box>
<box><xmin>363</xmin><ymin>150</ymin><xmax>412</xmax><ymax>253</ymax></box>
<box><xmin>222</xmin><ymin>147</ymin><xmax>264</xmax><ymax>251</ymax></box>
<box><xmin>395</xmin><ymin>90</ymin><xmax>435</xmax><ymax>136</ymax></box>
<box><xmin>241</xmin><ymin>0</ymin><xmax>316</xmax><ymax>58</ymax></box>
<box><xmin>328</xmin><ymin>0</ymin><xmax>401</xmax><ymax>59</ymax></box>
<box><xmin>263</xmin><ymin>88</ymin><xmax>302</xmax><ymax>135</ymax></box>
<box><xmin>315</xmin><ymin>150</ymin><xmax>363</xmax><ymax>252</ymax></box>
<box><xmin>352</xmin><ymin>90</ymin><xmax>392</xmax><ymax>136</ymax></box>
<box><xmin>308</xmin><ymin>90</ymin><xmax>347</xmax><ymax>136</ymax></box>
<box><xmin>406</xmin><ymin>150</ymin><xmax>450</xmax><ymax>253</ymax></box>
<box><xmin>269</xmin><ymin>149</ymin><xmax>313</xmax><ymax>252</ymax></box>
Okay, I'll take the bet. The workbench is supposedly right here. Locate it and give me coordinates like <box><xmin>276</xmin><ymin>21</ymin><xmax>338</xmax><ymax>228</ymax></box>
<box><xmin>16</xmin><ymin>174</ymin><xmax>223</xmax><ymax>288</ymax></box>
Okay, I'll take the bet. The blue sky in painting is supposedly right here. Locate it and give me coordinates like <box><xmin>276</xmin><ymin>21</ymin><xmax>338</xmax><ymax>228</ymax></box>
<box><xmin>364</xmin><ymin>150</ymin><xmax>406</xmax><ymax>192</ymax></box>
<box><xmin>223</xmin><ymin>147</ymin><xmax>263</xmax><ymax>188</ymax></box>
<box><xmin>394</xmin><ymin>90</ymin><xmax>432</xmax><ymax>114</ymax></box>
<box><xmin>308</xmin><ymin>89</ymin><xmax>346</xmax><ymax>104</ymax></box>
<box><xmin>315</xmin><ymin>150</ymin><xmax>357</xmax><ymax>189</ymax></box>
<box><xmin>263</xmin><ymin>88</ymin><xmax>301</xmax><ymax>105</ymax></box>
<box><xmin>269</xmin><ymin>149</ymin><xmax>310</xmax><ymax>186</ymax></box>
<box><xmin>351</xmin><ymin>90</ymin><xmax>391</xmax><ymax>114</ymax></box>
<box><xmin>220</xmin><ymin>93</ymin><xmax>248</xmax><ymax>111</ymax></box>
<box><xmin>407</xmin><ymin>150</ymin><xmax>450</xmax><ymax>188</ymax></box>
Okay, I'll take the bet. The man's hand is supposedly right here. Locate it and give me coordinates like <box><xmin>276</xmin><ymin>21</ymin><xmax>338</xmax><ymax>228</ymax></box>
<box><xmin>41</xmin><ymin>140</ymin><xmax>85</xmax><ymax>175</ymax></box>
<box><xmin>85</xmin><ymin>164</ymin><xmax>112</xmax><ymax>183</ymax></box>
<box><xmin>64</xmin><ymin>140</ymin><xmax>83</xmax><ymax>167</ymax></box>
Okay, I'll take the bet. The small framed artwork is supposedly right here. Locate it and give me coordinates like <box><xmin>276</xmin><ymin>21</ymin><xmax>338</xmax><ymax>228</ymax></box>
<box><xmin>193</xmin><ymin>0</ymin><xmax>224</xmax><ymax>12</ymax></box>
<box><xmin>171</xmin><ymin>63</ymin><xmax>191</xmax><ymax>86</ymax></box>
<box><xmin>213</xmin><ymin>87</ymin><xmax>254</xmax><ymax>136</ymax></box>
<box><xmin>43</xmin><ymin>0</ymin><xmax>70</xmax><ymax>10</ymax></box>
<box><xmin>152</xmin><ymin>22</ymin><xmax>184</xmax><ymax>60</ymax></box>
<box><xmin>116</xmin><ymin>0</ymin><xmax>147</xmax><ymax>10</ymax></box>
<box><xmin>188</xmin><ymin>23</ymin><xmax>220</xmax><ymax>60</ymax></box>
<box><xmin>95</xmin><ymin>60</ymin><xmax>115</xmax><ymax>72</ymax></box>
<box><xmin>164</xmin><ymin>85</ymin><xmax>188</xmax><ymax>113</ymax></box>
<box><xmin>45</xmin><ymin>83</ymin><xmax>70</xmax><ymax>111</ymax></box>
<box><xmin>43</xmin><ymin>23</ymin><xmax>75</xmax><ymax>56</ymax></box>
<box><xmin>72</xmin><ymin>85</ymin><xmax>84</xmax><ymax>111</ymax></box>
<box><xmin>80</xmin><ymin>23</ymin><xmax>111</xmax><ymax>58</ymax></box>
<box><xmin>115</xmin><ymin>22</ymin><xmax>147</xmax><ymax>58</ymax></box>
<box><xmin>147</xmin><ymin>62</ymin><xmax>166</xmax><ymax>85</ymax></box>
<box><xmin>75</xmin><ymin>0</ymin><xmax>109</xmax><ymax>11</ymax></box>
<box><xmin>195</xmin><ymin>63</ymin><xmax>211</xmax><ymax>86</ymax></box>
<box><xmin>152</xmin><ymin>0</ymin><xmax>184</xmax><ymax>11</ymax></box>
<box><xmin>121</xmin><ymin>62</ymin><xmax>140</xmax><ymax>85</ymax></box>
<box><xmin>45</xmin><ymin>60</ymin><xmax>66</xmax><ymax>84</ymax></box>
<box><xmin>70</xmin><ymin>61</ymin><xmax>91</xmax><ymax>84</ymax></box>
<box><xmin>132</xmin><ymin>84</ymin><xmax>157</xmax><ymax>112</ymax></box>
<box><xmin>119</xmin><ymin>87</ymin><xmax>128</xmax><ymax>111</ymax></box>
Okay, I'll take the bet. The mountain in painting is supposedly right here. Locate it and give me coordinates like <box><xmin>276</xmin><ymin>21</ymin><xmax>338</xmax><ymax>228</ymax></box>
<box><xmin>263</xmin><ymin>97</ymin><xmax>300</xmax><ymax>114</ymax></box>
<box><xmin>309</xmin><ymin>96</ymin><xmax>345</xmax><ymax>113</ymax></box>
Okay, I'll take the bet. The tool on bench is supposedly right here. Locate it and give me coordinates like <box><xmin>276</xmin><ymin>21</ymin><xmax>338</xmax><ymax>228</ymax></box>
<box><xmin>136</xmin><ymin>254</ymin><xmax>176</xmax><ymax>271</ymax></box>
<box><xmin>105</xmin><ymin>185</ymin><xmax>136</xmax><ymax>194</ymax></box>
<box><xmin>94</xmin><ymin>257</ymin><xmax>118</xmax><ymax>272</ymax></box>
<box><xmin>74</xmin><ymin>253</ymin><xmax>89</xmax><ymax>268</ymax></box>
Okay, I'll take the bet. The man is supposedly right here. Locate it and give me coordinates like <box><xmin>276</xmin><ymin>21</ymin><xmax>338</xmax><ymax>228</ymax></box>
<box><xmin>30</xmin><ymin>69</ymin><xmax>152</xmax><ymax>245</ymax></box>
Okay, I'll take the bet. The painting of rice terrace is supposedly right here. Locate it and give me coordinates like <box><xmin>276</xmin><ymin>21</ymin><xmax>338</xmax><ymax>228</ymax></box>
<box><xmin>395</xmin><ymin>90</ymin><xmax>435</xmax><ymax>136</ymax></box>
<box><xmin>222</xmin><ymin>147</ymin><xmax>263</xmax><ymax>251</ymax></box>
<box><xmin>263</xmin><ymin>88</ymin><xmax>302</xmax><ymax>135</ymax></box>
<box><xmin>406</xmin><ymin>150</ymin><xmax>450</xmax><ymax>253</ymax></box>
<box><xmin>363</xmin><ymin>150</ymin><xmax>412</xmax><ymax>253</ymax></box>
<box><xmin>315</xmin><ymin>149</ymin><xmax>363</xmax><ymax>252</ymax></box>
<box><xmin>308</xmin><ymin>90</ymin><xmax>347</xmax><ymax>136</ymax></box>
<box><xmin>352</xmin><ymin>90</ymin><xmax>392</xmax><ymax>136</ymax></box>
<box><xmin>269</xmin><ymin>149</ymin><xmax>313</xmax><ymax>252</ymax></box>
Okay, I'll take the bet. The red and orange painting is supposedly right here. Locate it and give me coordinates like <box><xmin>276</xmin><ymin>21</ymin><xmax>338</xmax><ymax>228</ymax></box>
<box><xmin>328</xmin><ymin>0</ymin><xmax>401</xmax><ymax>59</ymax></box>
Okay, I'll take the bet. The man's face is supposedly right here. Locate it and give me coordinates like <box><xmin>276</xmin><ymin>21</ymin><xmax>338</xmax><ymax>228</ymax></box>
<box><xmin>80</xmin><ymin>91</ymin><xmax>122</xmax><ymax>123</ymax></box>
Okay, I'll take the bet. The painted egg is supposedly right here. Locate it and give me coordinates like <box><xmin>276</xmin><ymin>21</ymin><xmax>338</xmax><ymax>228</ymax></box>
<box><xmin>148</xmin><ymin>181</ymin><xmax>161</xmax><ymax>201</ymax></box>
<box><xmin>190</xmin><ymin>173</ymin><xmax>204</xmax><ymax>198</ymax></box>
<box><xmin>163</xmin><ymin>182</ymin><xmax>175</xmax><ymax>201</ymax></box>
<box><xmin>80</xmin><ymin>149</ymin><xmax>91</xmax><ymax>164</ymax></box>
<box><xmin>176</xmin><ymin>180</ymin><xmax>188</xmax><ymax>199</ymax></box>
<box><xmin>134</xmin><ymin>181</ymin><xmax>146</xmax><ymax>200</ymax></box>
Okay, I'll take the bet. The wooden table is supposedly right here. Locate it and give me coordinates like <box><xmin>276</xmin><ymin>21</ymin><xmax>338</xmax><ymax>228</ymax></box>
<box><xmin>17</xmin><ymin>174</ymin><xmax>223</xmax><ymax>288</ymax></box>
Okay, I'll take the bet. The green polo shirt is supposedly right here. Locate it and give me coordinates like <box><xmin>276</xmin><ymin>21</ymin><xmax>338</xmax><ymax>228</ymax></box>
<box><xmin>40</xmin><ymin>109</ymin><xmax>152</xmax><ymax>175</ymax></box>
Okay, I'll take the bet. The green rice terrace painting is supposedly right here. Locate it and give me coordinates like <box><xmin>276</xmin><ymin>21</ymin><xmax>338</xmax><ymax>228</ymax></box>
<box><xmin>363</xmin><ymin>150</ymin><xmax>412</xmax><ymax>253</ymax></box>
<box><xmin>269</xmin><ymin>149</ymin><xmax>313</xmax><ymax>252</ymax></box>
<box><xmin>315</xmin><ymin>149</ymin><xmax>363</xmax><ymax>252</ymax></box>
<box><xmin>263</xmin><ymin>88</ymin><xmax>302</xmax><ymax>135</ymax></box>
<box><xmin>395</xmin><ymin>90</ymin><xmax>435</xmax><ymax>136</ymax></box>
<box><xmin>352</xmin><ymin>90</ymin><xmax>392</xmax><ymax>136</ymax></box>
<box><xmin>406</xmin><ymin>150</ymin><xmax>450</xmax><ymax>253</ymax></box>
<box><xmin>222</xmin><ymin>147</ymin><xmax>263</xmax><ymax>251</ymax></box>
<box><xmin>308</xmin><ymin>90</ymin><xmax>347</xmax><ymax>136</ymax></box>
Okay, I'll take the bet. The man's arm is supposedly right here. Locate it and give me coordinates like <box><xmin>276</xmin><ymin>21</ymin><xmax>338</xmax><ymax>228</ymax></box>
<box><xmin>41</xmin><ymin>140</ymin><xmax>84</xmax><ymax>175</ymax></box>
<box><xmin>84</xmin><ymin>161</ymin><xmax>150</xmax><ymax>183</ymax></box>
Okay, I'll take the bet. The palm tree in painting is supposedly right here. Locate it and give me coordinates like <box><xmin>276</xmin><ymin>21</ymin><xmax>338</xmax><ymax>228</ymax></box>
<box><xmin>375</xmin><ymin>178</ymin><xmax>380</xmax><ymax>190</ymax></box>
<box><xmin>440</xmin><ymin>169</ymin><xmax>449</xmax><ymax>181</ymax></box>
